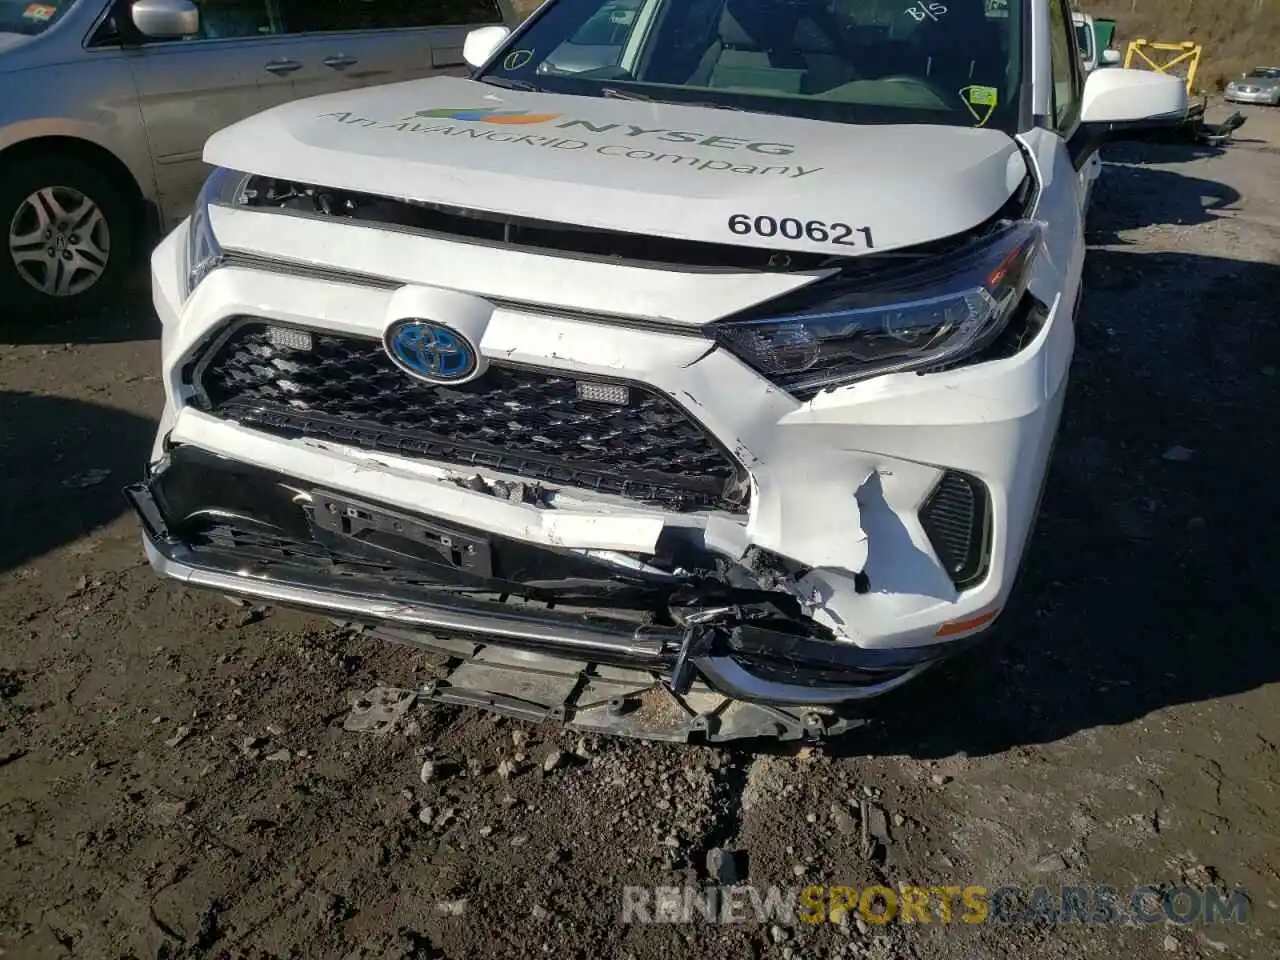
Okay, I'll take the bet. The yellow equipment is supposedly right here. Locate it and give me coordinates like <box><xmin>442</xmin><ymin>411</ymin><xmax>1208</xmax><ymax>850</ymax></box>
<box><xmin>1124</xmin><ymin>39</ymin><xmax>1203</xmax><ymax>96</ymax></box>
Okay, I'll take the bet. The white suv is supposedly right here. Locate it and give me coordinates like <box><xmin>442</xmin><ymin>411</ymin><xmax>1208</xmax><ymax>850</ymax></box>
<box><xmin>131</xmin><ymin>0</ymin><xmax>1185</xmax><ymax>742</ymax></box>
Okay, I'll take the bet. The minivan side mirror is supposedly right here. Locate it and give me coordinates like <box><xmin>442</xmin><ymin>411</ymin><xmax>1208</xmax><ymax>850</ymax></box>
<box><xmin>463</xmin><ymin>26</ymin><xmax>511</xmax><ymax>69</ymax></box>
<box><xmin>1069</xmin><ymin>68</ymin><xmax>1188</xmax><ymax>168</ymax></box>
<box><xmin>131</xmin><ymin>0</ymin><xmax>199</xmax><ymax>39</ymax></box>
<box><xmin>1101</xmin><ymin>49</ymin><xmax>1122</xmax><ymax>66</ymax></box>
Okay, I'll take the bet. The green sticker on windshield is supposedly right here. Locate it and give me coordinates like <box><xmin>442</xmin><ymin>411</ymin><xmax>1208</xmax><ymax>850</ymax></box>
<box><xmin>967</xmin><ymin>85</ymin><xmax>999</xmax><ymax>108</ymax></box>
<box><xmin>960</xmin><ymin>85</ymin><xmax>999</xmax><ymax>127</ymax></box>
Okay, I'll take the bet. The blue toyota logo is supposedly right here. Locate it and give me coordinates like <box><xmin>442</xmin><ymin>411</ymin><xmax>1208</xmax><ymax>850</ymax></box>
<box><xmin>383</xmin><ymin>319</ymin><xmax>478</xmax><ymax>384</ymax></box>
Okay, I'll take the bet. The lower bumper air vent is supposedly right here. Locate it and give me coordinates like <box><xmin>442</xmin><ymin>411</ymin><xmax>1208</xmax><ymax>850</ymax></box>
<box><xmin>919</xmin><ymin>471</ymin><xmax>992</xmax><ymax>589</ymax></box>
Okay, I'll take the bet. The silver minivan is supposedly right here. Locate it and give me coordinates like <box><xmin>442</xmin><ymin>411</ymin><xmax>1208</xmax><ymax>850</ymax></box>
<box><xmin>0</xmin><ymin>0</ymin><xmax>516</xmax><ymax>313</ymax></box>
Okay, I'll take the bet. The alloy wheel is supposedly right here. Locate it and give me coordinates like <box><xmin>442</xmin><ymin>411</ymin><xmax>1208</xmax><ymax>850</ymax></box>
<box><xmin>7</xmin><ymin>185</ymin><xmax>112</xmax><ymax>298</ymax></box>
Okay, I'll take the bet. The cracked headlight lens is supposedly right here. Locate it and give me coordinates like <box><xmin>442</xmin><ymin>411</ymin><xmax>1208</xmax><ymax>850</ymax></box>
<box><xmin>184</xmin><ymin>167</ymin><xmax>250</xmax><ymax>297</ymax></box>
<box><xmin>712</xmin><ymin>220</ymin><xmax>1044</xmax><ymax>397</ymax></box>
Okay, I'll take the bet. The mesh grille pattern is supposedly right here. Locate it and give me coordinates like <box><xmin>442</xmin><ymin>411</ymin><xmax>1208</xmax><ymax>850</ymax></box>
<box><xmin>192</xmin><ymin>322</ymin><xmax>746</xmax><ymax>513</ymax></box>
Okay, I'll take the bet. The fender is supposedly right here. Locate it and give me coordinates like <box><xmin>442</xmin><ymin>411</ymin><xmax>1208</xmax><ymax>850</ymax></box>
<box><xmin>0</xmin><ymin>116</ymin><xmax>156</xmax><ymax>204</ymax></box>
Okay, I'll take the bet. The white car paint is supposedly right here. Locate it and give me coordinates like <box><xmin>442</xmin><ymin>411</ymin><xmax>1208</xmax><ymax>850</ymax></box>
<box><xmin>203</xmin><ymin>76</ymin><xmax>1030</xmax><ymax>259</ymax></box>
<box><xmin>142</xmin><ymin>0</ymin><xmax>1187</xmax><ymax>709</ymax></box>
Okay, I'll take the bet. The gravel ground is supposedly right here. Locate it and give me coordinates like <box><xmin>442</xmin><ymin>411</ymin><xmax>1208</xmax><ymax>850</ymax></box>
<box><xmin>2</xmin><ymin>107</ymin><xmax>1279</xmax><ymax>960</ymax></box>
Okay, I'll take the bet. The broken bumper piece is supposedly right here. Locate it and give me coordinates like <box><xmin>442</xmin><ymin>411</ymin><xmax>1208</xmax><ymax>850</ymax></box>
<box><xmin>125</xmin><ymin>447</ymin><xmax>977</xmax><ymax>742</ymax></box>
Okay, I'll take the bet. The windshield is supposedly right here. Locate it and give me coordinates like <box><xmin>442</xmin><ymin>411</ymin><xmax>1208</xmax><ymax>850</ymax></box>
<box><xmin>1246</xmin><ymin>68</ymin><xmax>1280</xmax><ymax>79</ymax></box>
<box><xmin>481</xmin><ymin>0</ymin><xmax>1024</xmax><ymax>134</ymax></box>
<box><xmin>0</xmin><ymin>0</ymin><xmax>74</xmax><ymax>34</ymax></box>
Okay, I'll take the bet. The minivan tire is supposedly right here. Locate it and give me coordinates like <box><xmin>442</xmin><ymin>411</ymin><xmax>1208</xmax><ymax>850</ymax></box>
<box><xmin>0</xmin><ymin>154</ymin><xmax>137</xmax><ymax>319</ymax></box>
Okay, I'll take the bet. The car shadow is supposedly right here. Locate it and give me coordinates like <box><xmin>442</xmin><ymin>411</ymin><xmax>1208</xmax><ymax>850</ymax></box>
<box><xmin>1</xmin><ymin>264</ymin><xmax>157</xmax><ymax>346</ymax></box>
<box><xmin>1103</xmin><ymin>135</ymin><xmax>1229</xmax><ymax>164</ymax></box>
<box><xmin>822</xmin><ymin>240</ymin><xmax>1280</xmax><ymax>760</ymax></box>
<box><xmin>1086</xmin><ymin>153</ymin><xmax>1242</xmax><ymax>243</ymax></box>
<box><xmin>0</xmin><ymin>391</ymin><xmax>157</xmax><ymax>574</ymax></box>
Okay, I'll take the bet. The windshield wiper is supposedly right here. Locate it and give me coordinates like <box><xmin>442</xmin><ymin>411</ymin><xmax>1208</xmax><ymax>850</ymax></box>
<box><xmin>601</xmin><ymin>86</ymin><xmax>650</xmax><ymax>101</ymax></box>
<box><xmin>478</xmin><ymin>75</ymin><xmax>543</xmax><ymax>92</ymax></box>
<box><xmin>602</xmin><ymin>87</ymin><xmax>749</xmax><ymax>112</ymax></box>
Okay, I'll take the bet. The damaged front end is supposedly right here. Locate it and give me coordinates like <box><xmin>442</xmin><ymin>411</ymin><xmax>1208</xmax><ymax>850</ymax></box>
<box><xmin>127</xmin><ymin>446</ymin><xmax>952</xmax><ymax>743</ymax></box>
<box><xmin>135</xmin><ymin>158</ymin><xmax>1055</xmax><ymax>742</ymax></box>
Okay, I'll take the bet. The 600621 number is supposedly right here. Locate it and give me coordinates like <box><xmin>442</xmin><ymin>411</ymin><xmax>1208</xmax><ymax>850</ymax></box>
<box><xmin>728</xmin><ymin>214</ymin><xmax>874</xmax><ymax>248</ymax></box>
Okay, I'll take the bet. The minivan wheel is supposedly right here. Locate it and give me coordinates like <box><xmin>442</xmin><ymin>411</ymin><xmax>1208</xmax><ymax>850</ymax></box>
<box><xmin>0</xmin><ymin>155</ymin><xmax>136</xmax><ymax>317</ymax></box>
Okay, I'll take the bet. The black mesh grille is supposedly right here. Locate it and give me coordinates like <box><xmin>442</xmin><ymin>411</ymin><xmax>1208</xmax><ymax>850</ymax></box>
<box><xmin>919</xmin><ymin>471</ymin><xmax>991</xmax><ymax>589</ymax></box>
<box><xmin>190</xmin><ymin>321</ymin><xmax>747</xmax><ymax>513</ymax></box>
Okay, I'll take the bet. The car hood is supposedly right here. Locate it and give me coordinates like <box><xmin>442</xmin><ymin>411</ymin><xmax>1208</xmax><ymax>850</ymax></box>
<box><xmin>0</xmin><ymin>32</ymin><xmax>33</xmax><ymax>54</ymax></box>
<box><xmin>205</xmin><ymin>76</ymin><xmax>1028</xmax><ymax>257</ymax></box>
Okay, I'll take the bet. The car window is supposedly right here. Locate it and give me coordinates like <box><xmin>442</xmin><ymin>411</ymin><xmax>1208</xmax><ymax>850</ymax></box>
<box><xmin>1047</xmin><ymin>0</ymin><xmax>1080</xmax><ymax>130</ymax></box>
<box><xmin>278</xmin><ymin>0</ymin><xmax>502</xmax><ymax>32</ymax></box>
<box><xmin>1074</xmin><ymin>22</ymin><xmax>1092</xmax><ymax>60</ymax></box>
<box><xmin>190</xmin><ymin>0</ymin><xmax>279</xmax><ymax>39</ymax></box>
<box><xmin>0</xmin><ymin>0</ymin><xmax>76</xmax><ymax>35</ymax></box>
<box><xmin>570</xmin><ymin>0</ymin><xmax>641</xmax><ymax>45</ymax></box>
<box><xmin>483</xmin><ymin>0</ymin><xmax>1026</xmax><ymax>134</ymax></box>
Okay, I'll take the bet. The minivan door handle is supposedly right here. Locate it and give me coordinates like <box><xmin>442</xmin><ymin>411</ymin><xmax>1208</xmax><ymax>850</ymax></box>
<box><xmin>264</xmin><ymin>58</ymin><xmax>303</xmax><ymax>76</ymax></box>
<box><xmin>323</xmin><ymin>55</ymin><xmax>359</xmax><ymax>70</ymax></box>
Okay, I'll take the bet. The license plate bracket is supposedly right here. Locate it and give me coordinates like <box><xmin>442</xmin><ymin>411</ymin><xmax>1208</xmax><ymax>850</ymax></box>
<box><xmin>311</xmin><ymin>490</ymin><xmax>493</xmax><ymax>577</ymax></box>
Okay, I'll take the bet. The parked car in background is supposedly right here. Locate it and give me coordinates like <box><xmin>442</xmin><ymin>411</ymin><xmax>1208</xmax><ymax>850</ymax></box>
<box><xmin>1072</xmin><ymin>11</ymin><xmax>1119</xmax><ymax>76</ymax></box>
<box><xmin>1225</xmin><ymin>67</ymin><xmax>1280</xmax><ymax>106</ymax></box>
<box><xmin>0</xmin><ymin>0</ymin><xmax>514</xmax><ymax>314</ymax></box>
<box><xmin>1090</xmin><ymin>14</ymin><xmax>1115</xmax><ymax>63</ymax></box>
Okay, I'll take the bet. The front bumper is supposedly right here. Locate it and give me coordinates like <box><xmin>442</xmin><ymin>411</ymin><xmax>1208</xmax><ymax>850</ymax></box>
<box><xmin>126</xmin><ymin>446</ymin><xmax>986</xmax><ymax>740</ymax></box>
<box><xmin>1225</xmin><ymin>89</ymin><xmax>1278</xmax><ymax>104</ymax></box>
<box><xmin>142</xmin><ymin>205</ymin><xmax>1073</xmax><ymax>735</ymax></box>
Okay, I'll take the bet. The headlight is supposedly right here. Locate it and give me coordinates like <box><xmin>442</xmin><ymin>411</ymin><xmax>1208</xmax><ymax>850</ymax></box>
<box><xmin>184</xmin><ymin>167</ymin><xmax>250</xmax><ymax>297</ymax></box>
<box><xmin>711</xmin><ymin>220</ymin><xmax>1043</xmax><ymax>397</ymax></box>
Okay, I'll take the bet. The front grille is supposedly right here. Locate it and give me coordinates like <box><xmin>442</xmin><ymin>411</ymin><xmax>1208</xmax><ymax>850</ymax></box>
<box><xmin>918</xmin><ymin>471</ymin><xmax>991</xmax><ymax>590</ymax></box>
<box><xmin>190</xmin><ymin>320</ymin><xmax>748</xmax><ymax>513</ymax></box>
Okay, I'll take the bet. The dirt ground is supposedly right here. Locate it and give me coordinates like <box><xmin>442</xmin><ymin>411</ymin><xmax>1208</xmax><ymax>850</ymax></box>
<box><xmin>3</xmin><ymin>106</ymin><xmax>1280</xmax><ymax>960</ymax></box>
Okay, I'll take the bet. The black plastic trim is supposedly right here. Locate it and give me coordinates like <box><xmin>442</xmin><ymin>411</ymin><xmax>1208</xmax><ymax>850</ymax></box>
<box><xmin>239</xmin><ymin>176</ymin><xmax>842</xmax><ymax>274</ymax></box>
<box><xmin>918</xmin><ymin>470</ymin><xmax>993</xmax><ymax>590</ymax></box>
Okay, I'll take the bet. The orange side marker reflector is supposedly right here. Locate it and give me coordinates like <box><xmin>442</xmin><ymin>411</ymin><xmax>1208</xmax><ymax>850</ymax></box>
<box><xmin>935</xmin><ymin>609</ymin><xmax>1000</xmax><ymax>638</ymax></box>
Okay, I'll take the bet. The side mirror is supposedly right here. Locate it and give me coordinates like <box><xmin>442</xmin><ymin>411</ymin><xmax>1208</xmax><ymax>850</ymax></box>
<box><xmin>1069</xmin><ymin>69</ymin><xmax>1188</xmax><ymax>168</ymax></box>
<box><xmin>1101</xmin><ymin>49</ymin><xmax>1122</xmax><ymax>66</ymax></box>
<box><xmin>1079</xmin><ymin>68</ymin><xmax>1187</xmax><ymax>125</ymax></box>
<box><xmin>463</xmin><ymin>26</ymin><xmax>511</xmax><ymax>69</ymax></box>
<box><xmin>131</xmin><ymin>0</ymin><xmax>199</xmax><ymax>39</ymax></box>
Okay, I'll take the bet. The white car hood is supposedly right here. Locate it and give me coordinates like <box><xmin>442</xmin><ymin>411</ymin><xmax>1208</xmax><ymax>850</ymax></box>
<box><xmin>205</xmin><ymin>76</ymin><xmax>1028</xmax><ymax>257</ymax></box>
<box><xmin>0</xmin><ymin>32</ymin><xmax>33</xmax><ymax>54</ymax></box>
